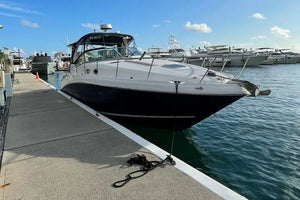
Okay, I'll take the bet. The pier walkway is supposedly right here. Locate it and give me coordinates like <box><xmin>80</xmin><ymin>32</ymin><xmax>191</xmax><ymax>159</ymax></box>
<box><xmin>0</xmin><ymin>72</ymin><xmax>245</xmax><ymax>200</ymax></box>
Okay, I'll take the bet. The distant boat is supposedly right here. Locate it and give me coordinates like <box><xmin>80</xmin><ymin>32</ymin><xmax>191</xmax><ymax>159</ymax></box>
<box><xmin>147</xmin><ymin>47</ymin><xmax>171</xmax><ymax>58</ymax></box>
<box><xmin>275</xmin><ymin>49</ymin><xmax>299</xmax><ymax>64</ymax></box>
<box><xmin>230</xmin><ymin>48</ymin><xmax>267</xmax><ymax>67</ymax></box>
<box><xmin>255</xmin><ymin>48</ymin><xmax>279</xmax><ymax>65</ymax></box>
<box><xmin>10</xmin><ymin>51</ymin><xmax>28</xmax><ymax>71</ymax></box>
<box><xmin>54</xmin><ymin>52</ymin><xmax>71</xmax><ymax>71</ymax></box>
<box><xmin>12</xmin><ymin>56</ymin><xmax>27</xmax><ymax>71</ymax></box>
<box><xmin>204</xmin><ymin>46</ymin><xmax>266</xmax><ymax>67</ymax></box>
<box><xmin>30</xmin><ymin>52</ymin><xmax>56</xmax><ymax>75</ymax></box>
<box><xmin>167</xmin><ymin>34</ymin><xmax>192</xmax><ymax>58</ymax></box>
<box><xmin>61</xmin><ymin>24</ymin><xmax>271</xmax><ymax>130</ymax></box>
<box><xmin>165</xmin><ymin>35</ymin><xmax>205</xmax><ymax>66</ymax></box>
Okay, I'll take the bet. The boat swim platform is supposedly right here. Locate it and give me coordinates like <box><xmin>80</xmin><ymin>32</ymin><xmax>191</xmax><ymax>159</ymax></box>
<box><xmin>0</xmin><ymin>72</ymin><xmax>246</xmax><ymax>200</ymax></box>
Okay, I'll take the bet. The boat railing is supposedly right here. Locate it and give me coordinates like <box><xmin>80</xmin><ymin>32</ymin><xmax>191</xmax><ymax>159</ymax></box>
<box><xmin>147</xmin><ymin>58</ymin><xmax>155</xmax><ymax>80</ymax></box>
<box><xmin>237</xmin><ymin>56</ymin><xmax>250</xmax><ymax>79</ymax></box>
<box><xmin>117</xmin><ymin>54</ymin><xmax>251</xmax><ymax>81</ymax></box>
<box><xmin>199</xmin><ymin>57</ymin><xmax>216</xmax><ymax>83</ymax></box>
<box><xmin>185</xmin><ymin>54</ymin><xmax>251</xmax><ymax>80</ymax></box>
<box><xmin>114</xmin><ymin>52</ymin><xmax>156</xmax><ymax>80</ymax></box>
<box><xmin>77</xmin><ymin>49</ymin><xmax>251</xmax><ymax>82</ymax></box>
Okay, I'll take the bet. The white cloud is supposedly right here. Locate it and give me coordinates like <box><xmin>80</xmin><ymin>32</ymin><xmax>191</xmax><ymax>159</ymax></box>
<box><xmin>184</xmin><ymin>21</ymin><xmax>212</xmax><ymax>33</ymax></box>
<box><xmin>0</xmin><ymin>11</ymin><xmax>23</xmax><ymax>18</ymax></box>
<box><xmin>81</xmin><ymin>23</ymin><xmax>100</xmax><ymax>30</ymax></box>
<box><xmin>251</xmin><ymin>35</ymin><xmax>266</xmax><ymax>40</ymax></box>
<box><xmin>0</xmin><ymin>3</ymin><xmax>41</xmax><ymax>15</ymax></box>
<box><xmin>152</xmin><ymin>24</ymin><xmax>160</xmax><ymax>28</ymax></box>
<box><xmin>251</xmin><ymin>13</ymin><xmax>266</xmax><ymax>20</ymax></box>
<box><xmin>152</xmin><ymin>20</ymin><xmax>171</xmax><ymax>28</ymax></box>
<box><xmin>270</xmin><ymin>26</ymin><xmax>290</xmax><ymax>38</ymax></box>
<box><xmin>20</xmin><ymin>20</ymin><xmax>40</xmax><ymax>28</ymax></box>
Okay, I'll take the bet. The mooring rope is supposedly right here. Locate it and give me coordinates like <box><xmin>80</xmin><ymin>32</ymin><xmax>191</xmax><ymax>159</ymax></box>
<box><xmin>170</xmin><ymin>81</ymin><xmax>180</xmax><ymax>155</ymax></box>
<box><xmin>112</xmin><ymin>81</ymin><xmax>180</xmax><ymax>188</ymax></box>
<box><xmin>112</xmin><ymin>154</ymin><xmax>175</xmax><ymax>188</ymax></box>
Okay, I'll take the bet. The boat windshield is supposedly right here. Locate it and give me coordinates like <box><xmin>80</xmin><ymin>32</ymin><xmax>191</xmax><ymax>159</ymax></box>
<box><xmin>71</xmin><ymin>33</ymin><xmax>142</xmax><ymax>63</ymax></box>
<box><xmin>168</xmin><ymin>48</ymin><xmax>186</xmax><ymax>53</ymax></box>
<box><xmin>121</xmin><ymin>47</ymin><xmax>142</xmax><ymax>56</ymax></box>
<box><xmin>13</xmin><ymin>60</ymin><xmax>22</xmax><ymax>65</ymax></box>
<box><xmin>61</xmin><ymin>57</ymin><xmax>71</xmax><ymax>62</ymax></box>
<box><xmin>80</xmin><ymin>48</ymin><xmax>122</xmax><ymax>63</ymax></box>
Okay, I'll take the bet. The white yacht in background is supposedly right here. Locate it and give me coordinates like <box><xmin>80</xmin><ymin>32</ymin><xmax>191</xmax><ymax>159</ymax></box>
<box><xmin>10</xmin><ymin>51</ymin><xmax>28</xmax><ymax>71</ymax></box>
<box><xmin>275</xmin><ymin>49</ymin><xmax>299</xmax><ymax>64</ymax></box>
<box><xmin>12</xmin><ymin>56</ymin><xmax>27</xmax><ymax>71</ymax></box>
<box><xmin>230</xmin><ymin>48</ymin><xmax>267</xmax><ymax>67</ymax></box>
<box><xmin>147</xmin><ymin>47</ymin><xmax>171</xmax><ymax>58</ymax></box>
<box><xmin>204</xmin><ymin>45</ymin><xmax>232</xmax><ymax>67</ymax></box>
<box><xmin>204</xmin><ymin>45</ymin><xmax>266</xmax><ymax>67</ymax></box>
<box><xmin>205</xmin><ymin>45</ymin><xmax>231</xmax><ymax>54</ymax></box>
<box><xmin>54</xmin><ymin>52</ymin><xmax>71</xmax><ymax>71</ymax></box>
<box><xmin>61</xmin><ymin>24</ymin><xmax>270</xmax><ymax>130</ymax></box>
<box><xmin>164</xmin><ymin>34</ymin><xmax>205</xmax><ymax>65</ymax></box>
<box><xmin>255</xmin><ymin>48</ymin><xmax>278</xmax><ymax>65</ymax></box>
<box><xmin>187</xmin><ymin>47</ymin><xmax>210</xmax><ymax>66</ymax></box>
<box><xmin>167</xmin><ymin>34</ymin><xmax>191</xmax><ymax>58</ymax></box>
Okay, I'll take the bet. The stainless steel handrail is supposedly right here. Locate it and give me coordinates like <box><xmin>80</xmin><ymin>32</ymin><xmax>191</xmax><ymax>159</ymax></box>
<box><xmin>147</xmin><ymin>58</ymin><xmax>155</xmax><ymax>80</ymax></box>
<box><xmin>200</xmin><ymin>57</ymin><xmax>216</xmax><ymax>83</ymax></box>
<box><xmin>237</xmin><ymin>56</ymin><xmax>250</xmax><ymax>79</ymax></box>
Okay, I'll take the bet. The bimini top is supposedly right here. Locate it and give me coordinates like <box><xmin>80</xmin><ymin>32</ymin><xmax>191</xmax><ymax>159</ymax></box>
<box><xmin>68</xmin><ymin>32</ymin><xmax>135</xmax><ymax>49</ymax></box>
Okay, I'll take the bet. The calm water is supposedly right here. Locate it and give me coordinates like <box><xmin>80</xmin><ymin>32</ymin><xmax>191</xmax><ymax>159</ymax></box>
<box><xmin>43</xmin><ymin>64</ymin><xmax>300</xmax><ymax>200</ymax></box>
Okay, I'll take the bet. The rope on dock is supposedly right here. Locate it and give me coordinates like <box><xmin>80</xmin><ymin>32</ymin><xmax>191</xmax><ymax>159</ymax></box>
<box><xmin>112</xmin><ymin>154</ymin><xmax>175</xmax><ymax>188</ymax></box>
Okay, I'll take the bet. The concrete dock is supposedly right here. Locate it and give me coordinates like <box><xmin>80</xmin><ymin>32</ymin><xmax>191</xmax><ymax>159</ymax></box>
<box><xmin>0</xmin><ymin>72</ymin><xmax>245</xmax><ymax>200</ymax></box>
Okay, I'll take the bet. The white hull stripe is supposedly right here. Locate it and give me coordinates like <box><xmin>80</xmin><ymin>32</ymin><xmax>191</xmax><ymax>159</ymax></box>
<box><xmin>100</xmin><ymin>111</ymin><xmax>195</xmax><ymax>119</ymax></box>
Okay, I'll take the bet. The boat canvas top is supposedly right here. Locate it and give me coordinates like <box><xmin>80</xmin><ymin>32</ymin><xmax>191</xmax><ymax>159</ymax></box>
<box><xmin>68</xmin><ymin>32</ymin><xmax>134</xmax><ymax>50</ymax></box>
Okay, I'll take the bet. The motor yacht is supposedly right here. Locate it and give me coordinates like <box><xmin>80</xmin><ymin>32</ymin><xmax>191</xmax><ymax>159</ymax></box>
<box><xmin>147</xmin><ymin>47</ymin><xmax>171</xmax><ymax>58</ymax></box>
<box><xmin>10</xmin><ymin>50</ymin><xmax>28</xmax><ymax>71</ymax></box>
<box><xmin>30</xmin><ymin>52</ymin><xmax>56</xmax><ymax>75</ymax></box>
<box><xmin>54</xmin><ymin>52</ymin><xmax>71</xmax><ymax>71</ymax></box>
<box><xmin>204</xmin><ymin>46</ymin><xmax>266</xmax><ymax>67</ymax></box>
<box><xmin>255</xmin><ymin>48</ymin><xmax>278</xmax><ymax>65</ymax></box>
<box><xmin>276</xmin><ymin>49</ymin><xmax>299</xmax><ymax>64</ymax></box>
<box><xmin>167</xmin><ymin>34</ymin><xmax>191</xmax><ymax>58</ymax></box>
<box><xmin>61</xmin><ymin>24</ymin><xmax>270</xmax><ymax>130</ymax></box>
<box><xmin>230</xmin><ymin>48</ymin><xmax>267</xmax><ymax>67</ymax></box>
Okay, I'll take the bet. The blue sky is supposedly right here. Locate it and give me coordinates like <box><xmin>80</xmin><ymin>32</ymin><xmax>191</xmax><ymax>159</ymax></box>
<box><xmin>1</xmin><ymin>0</ymin><xmax>300</xmax><ymax>57</ymax></box>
